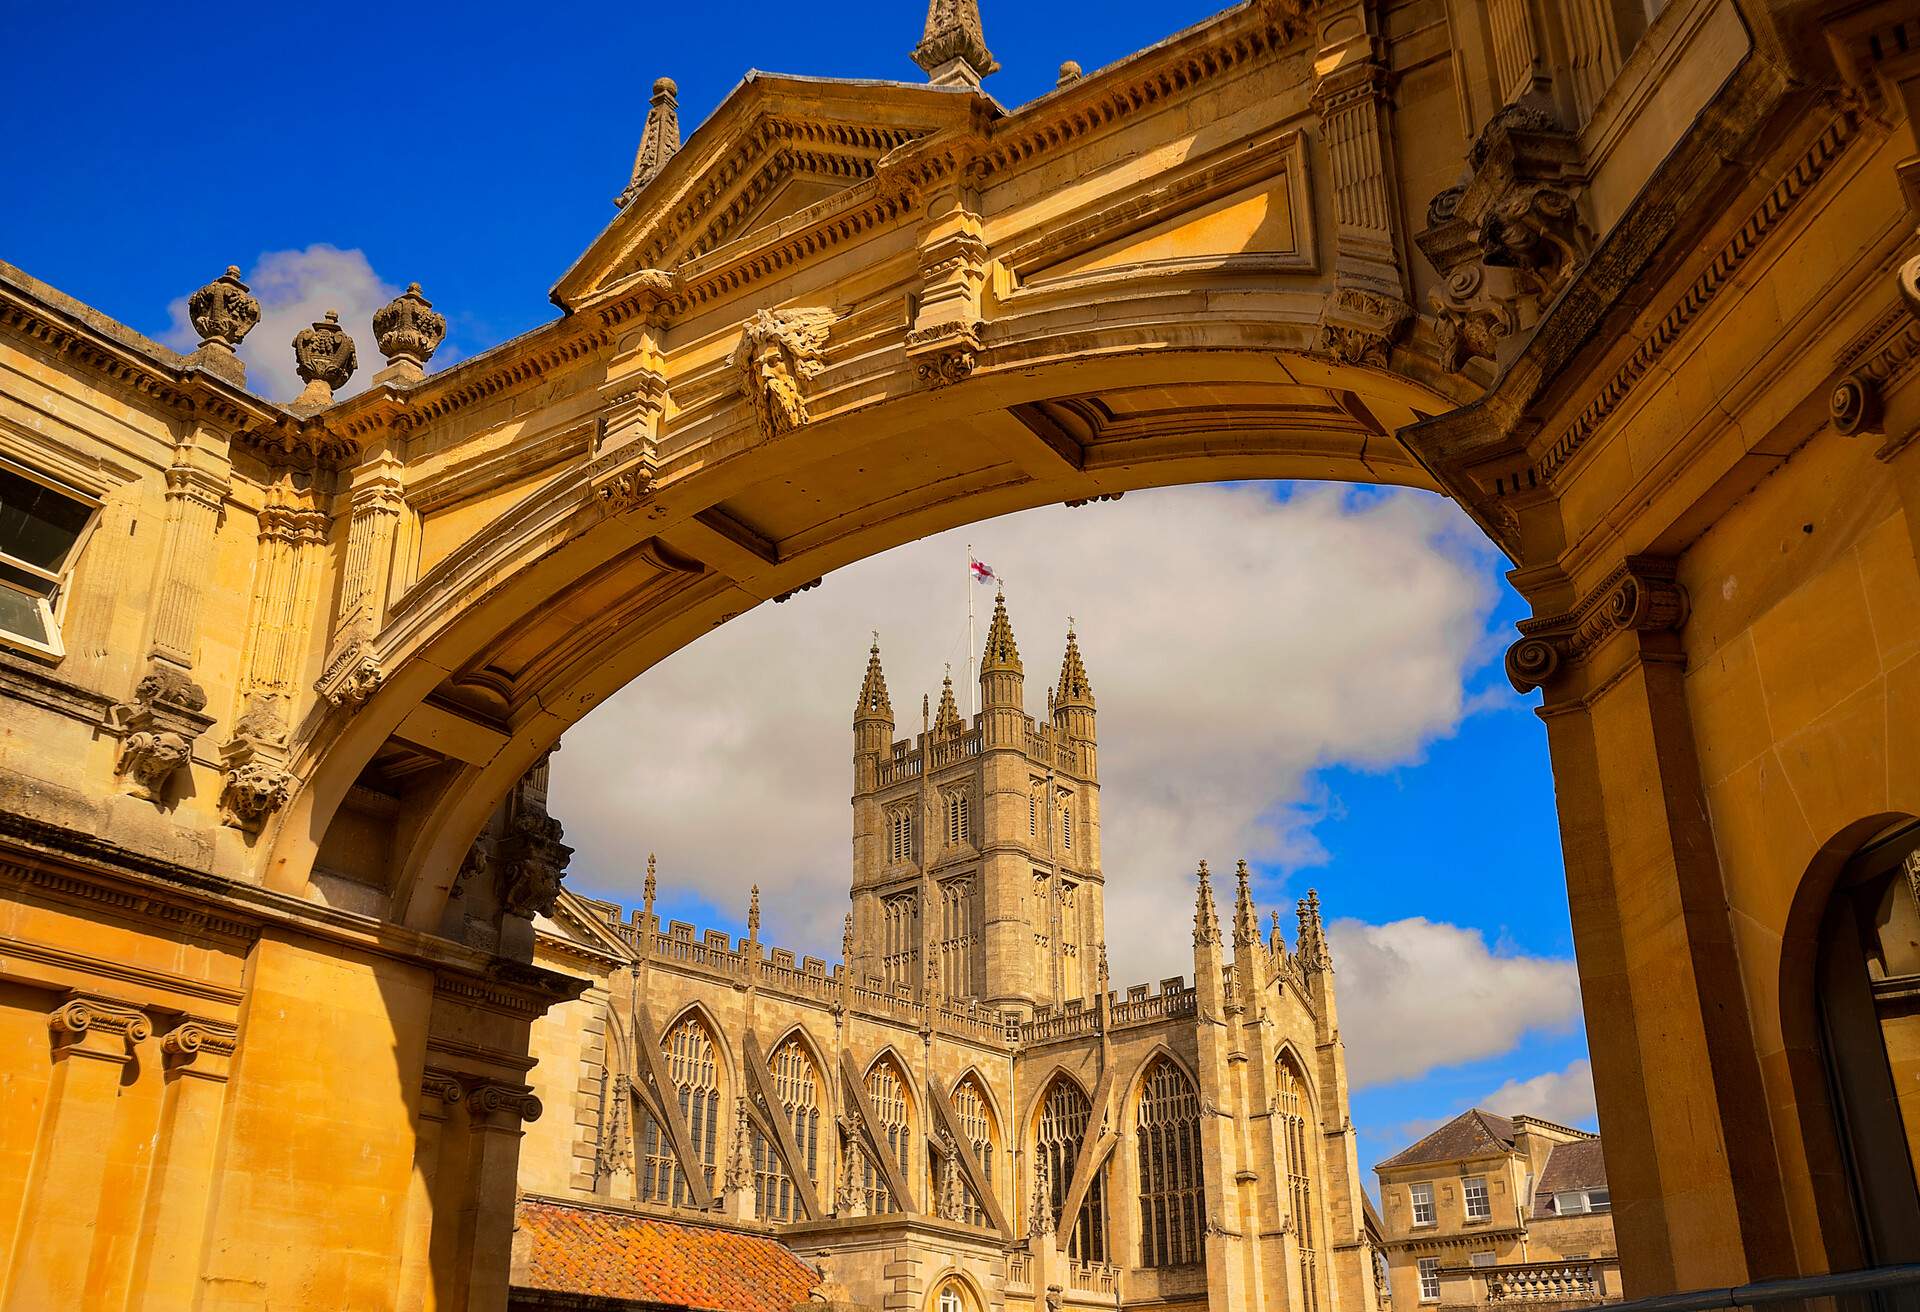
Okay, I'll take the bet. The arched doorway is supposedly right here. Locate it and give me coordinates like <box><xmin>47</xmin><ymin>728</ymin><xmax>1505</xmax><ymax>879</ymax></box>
<box><xmin>1814</xmin><ymin>821</ymin><xmax>1920</xmax><ymax>1263</ymax></box>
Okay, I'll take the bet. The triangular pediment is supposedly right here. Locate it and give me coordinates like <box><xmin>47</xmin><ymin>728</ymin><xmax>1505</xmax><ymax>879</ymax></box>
<box><xmin>539</xmin><ymin>887</ymin><xmax>637</xmax><ymax>961</ymax></box>
<box><xmin>555</xmin><ymin>73</ymin><xmax>990</xmax><ymax>308</ymax></box>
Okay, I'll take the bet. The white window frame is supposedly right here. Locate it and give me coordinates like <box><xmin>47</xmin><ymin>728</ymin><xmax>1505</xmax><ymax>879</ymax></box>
<box><xmin>1410</xmin><ymin>1181</ymin><xmax>1435</xmax><ymax>1227</ymax></box>
<box><xmin>1469</xmin><ymin>1252</ymin><xmax>1496</xmax><ymax>1268</ymax></box>
<box><xmin>0</xmin><ymin>455</ymin><xmax>102</xmax><ymax>660</ymax></box>
<box><xmin>1463</xmin><ymin>1174</ymin><xmax>1491</xmax><ymax>1222</ymax></box>
<box><xmin>1417</xmin><ymin>1257</ymin><xmax>1441</xmax><ymax>1303</ymax></box>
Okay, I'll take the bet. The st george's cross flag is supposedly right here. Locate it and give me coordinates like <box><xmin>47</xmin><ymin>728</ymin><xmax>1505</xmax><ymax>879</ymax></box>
<box><xmin>969</xmin><ymin>558</ymin><xmax>997</xmax><ymax>585</ymax></box>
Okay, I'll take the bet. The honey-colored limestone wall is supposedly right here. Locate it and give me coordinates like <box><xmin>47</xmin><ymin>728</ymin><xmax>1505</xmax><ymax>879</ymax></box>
<box><xmin>1</xmin><ymin>0</ymin><xmax>1917</xmax><ymax>1306</ymax></box>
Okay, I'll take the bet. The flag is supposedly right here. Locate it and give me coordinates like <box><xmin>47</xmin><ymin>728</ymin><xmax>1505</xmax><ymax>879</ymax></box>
<box><xmin>969</xmin><ymin>558</ymin><xmax>997</xmax><ymax>585</ymax></box>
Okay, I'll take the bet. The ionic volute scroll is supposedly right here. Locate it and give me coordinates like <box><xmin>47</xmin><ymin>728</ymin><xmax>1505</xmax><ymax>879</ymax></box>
<box><xmin>1505</xmin><ymin>556</ymin><xmax>1689</xmax><ymax>693</ymax></box>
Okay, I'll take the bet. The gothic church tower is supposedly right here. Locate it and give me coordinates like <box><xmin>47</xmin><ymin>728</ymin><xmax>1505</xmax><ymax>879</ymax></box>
<box><xmin>849</xmin><ymin>593</ymin><xmax>1103</xmax><ymax>1017</ymax></box>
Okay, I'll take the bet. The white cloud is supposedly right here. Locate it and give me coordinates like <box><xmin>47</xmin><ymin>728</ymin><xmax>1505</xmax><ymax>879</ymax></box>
<box><xmin>553</xmin><ymin>482</ymin><xmax>1505</xmax><ymax>994</ymax></box>
<box><xmin>1327</xmin><ymin>916</ymin><xmax>1584</xmax><ymax>1087</ymax></box>
<box><xmin>1478</xmin><ymin>1058</ymin><xmax>1597</xmax><ymax>1128</ymax></box>
<box><xmin>163</xmin><ymin>245</ymin><xmax>449</xmax><ymax>403</ymax></box>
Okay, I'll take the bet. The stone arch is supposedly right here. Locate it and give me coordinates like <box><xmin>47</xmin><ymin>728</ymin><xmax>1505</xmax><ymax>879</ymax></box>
<box><xmin>660</xmin><ymin>999</ymin><xmax>737</xmax><ymax>1100</ymax></box>
<box><xmin>948</xmin><ymin>1065</ymin><xmax>1005</xmax><ymax>1144</ymax></box>
<box><xmin>924</xmin><ymin>1267</ymin><xmax>989</xmax><ymax>1312</ymax></box>
<box><xmin>1131</xmin><ymin>1049</ymin><xmax>1207</xmax><ymax>1270</ymax></box>
<box><xmin>1273</xmin><ymin>1040</ymin><xmax>1319</xmax><ymax>1115</ymax></box>
<box><xmin>256</xmin><ymin>334</ymin><xmax>1472</xmax><ymax>929</ymax></box>
<box><xmin>766</xmin><ymin>1021</ymin><xmax>832</xmax><ymax>1091</ymax></box>
<box><xmin>1119</xmin><ymin>1042</ymin><xmax>1202</xmax><ymax>1122</ymax></box>
<box><xmin>1776</xmin><ymin>812</ymin><xmax>1920</xmax><ymax>1267</ymax></box>
<box><xmin>1018</xmin><ymin>1063</ymin><xmax>1092</xmax><ymax>1140</ymax></box>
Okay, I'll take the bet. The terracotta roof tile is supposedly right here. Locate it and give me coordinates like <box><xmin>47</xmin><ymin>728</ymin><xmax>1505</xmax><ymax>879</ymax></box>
<box><xmin>516</xmin><ymin>1198</ymin><xmax>819</xmax><ymax>1312</ymax></box>
<box><xmin>1376</xmin><ymin>1109</ymin><xmax>1516</xmax><ymax>1170</ymax></box>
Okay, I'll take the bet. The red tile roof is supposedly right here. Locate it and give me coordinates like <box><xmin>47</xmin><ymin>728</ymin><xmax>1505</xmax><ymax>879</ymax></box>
<box><xmin>516</xmin><ymin>1198</ymin><xmax>820</xmax><ymax>1312</ymax></box>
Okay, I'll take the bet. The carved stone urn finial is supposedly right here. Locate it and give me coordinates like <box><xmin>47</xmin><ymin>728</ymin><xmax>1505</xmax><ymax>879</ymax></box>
<box><xmin>184</xmin><ymin>265</ymin><xmax>260</xmax><ymax>386</ymax></box>
<box><xmin>371</xmin><ymin>282</ymin><xmax>447</xmax><ymax>386</ymax></box>
<box><xmin>292</xmin><ymin>309</ymin><xmax>358</xmax><ymax>407</ymax></box>
<box><xmin>914</xmin><ymin>0</ymin><xmax>998</xmax><ymax>89</ymax></box>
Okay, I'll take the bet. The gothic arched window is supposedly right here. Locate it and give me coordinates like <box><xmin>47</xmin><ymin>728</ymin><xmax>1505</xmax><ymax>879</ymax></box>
<box><xmin>946</xmin><ymin>790</ymin><xmax>970</xmax><ymax>847</ymax></box>
<box><xmin>882</xmin><ymin>893</ymin><xmax>918</xmax><ymax>991</ymax></box>
<box><xmin>888</xmin><ymin>808</ymin><xmax>913</xmax><ymax>863</ymax></box>
<box><xmin>1036</xmin><ymin>1076</ymin><xmax>1106</xmax><ymax>1263</ymax></box>
<box><xmin>1136</xmin><ymin>1056</ymin><xmax>1204</xmax><ymax>1267</ymax></box>
<box><xmin>1279</xmin><ymin>1054</ymin><xmax>1320</xmax><ymax>1312</ymax></box>
<box><xmin>753</xmin><ymin>1035</ymin><xmax>822</xmax><ymax>1223</ymax></box>
<box><xmin>863</xmin><ymin>1056</ymin><xmax>913</xmax><ymax>1214</ymax></box>
<box><xmin>952</xmin><ymin>1073</ymin><xmax>998</xmax><ymax>1225</ymax></box>
<box><xmin>652</xmin><ymin>1014</ymin><xmax>720</xmax><ymax>1208</ymax></box>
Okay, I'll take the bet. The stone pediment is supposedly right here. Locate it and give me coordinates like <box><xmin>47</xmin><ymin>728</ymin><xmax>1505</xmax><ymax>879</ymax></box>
<box><xmin>540</xmin><ymin>887</ymin><xmax>638</xmax><ymax>962</ymax></box>
<box><xmin>555</xmin><ymin>73</ymin><xmax>989</xmax><ymax>310</ymax></box>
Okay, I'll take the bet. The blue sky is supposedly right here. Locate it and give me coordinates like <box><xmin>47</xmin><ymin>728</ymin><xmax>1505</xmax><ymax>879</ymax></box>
<box><xmin>6</xmin><ymin>2</ymin><xmax>1592</xmax><ymax>1172</ymax></box>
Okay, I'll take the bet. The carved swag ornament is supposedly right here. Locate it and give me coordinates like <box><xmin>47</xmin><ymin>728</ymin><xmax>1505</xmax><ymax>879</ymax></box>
<box><xmin>1416</xmin><ymin>103</ymin><xmax>1593</xmax><ymax>373</ymax></box>
<box><xmin>731</xmin><ymin>308</ymin><xmax>834</xmax><ymax>441</ymax></box>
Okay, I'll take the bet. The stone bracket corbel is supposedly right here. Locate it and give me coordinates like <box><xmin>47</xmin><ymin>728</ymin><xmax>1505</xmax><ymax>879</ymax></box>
<box><xmin>106</xmin><ymin>662</ymin><xmax>213</xmax><ymax>804</ymax></box>
<box><xmin>1506</xmin><ymin>556</ymin><xmax>1688</xmax><ymax>692</ymax></box>
<box><xmin>217</xmin><ymin>735</ymin><xmax>294</xmax><ymax>831</ymax></box>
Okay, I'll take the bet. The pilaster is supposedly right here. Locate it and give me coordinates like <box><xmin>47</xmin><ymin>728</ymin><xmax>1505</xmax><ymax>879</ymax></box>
<box><xmin>1308</xmin><ymin>6</ymin><xmax>1412</xmax><ymax>366</ymax></box>
<box><xmin>4</xmin><ymin>994</ymin><xmax>152</xmax><ymax>1312</ymax></box>
<box><xmin>316</xmin><ymin>450</ymin><xmax>406</xmax><ymax>710</ymax></box>
<box><xmin>127</xmin><ymin>1018</ymin><xmax>240</xmax><ymax>1310</ymax></box>
<box><xmin>1513</xmin><ymin>558</ymin><xmax>1793</xmax><ymax>1290</ymax></box>
<box><xmin>145</xmin><ymin>431</ymin><xmax>231</xmax><ymax>671</ymax></box>
<box><xmin>456</xmin><ymin>1080</ymin><xmax>543</xmax><ymax>1312</ymax></box>
<box><xmin>396</xmin><ymin>1070</ymin><xmax>463</xmax><ymax>1310</ymax></box>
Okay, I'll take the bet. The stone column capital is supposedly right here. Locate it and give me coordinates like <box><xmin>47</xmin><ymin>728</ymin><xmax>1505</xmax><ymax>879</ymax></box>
<box><xmin>161</xmin><ymin>1018</ymin><xmax>239</xmax><ymax>1080</ymax></box>
<box><xmin>49</xmin><ymin>993</ymin><xmax>152</xmax><ymax>1063</ymax></box>
<box><xmin>1506</xmin><ymin>555</ymin><xmax>1688</xmax><ymax>693</ymax></box>
<box><xmin>420</xmin><ymin>1069</ymin><xmax>465</xmax><ymax>1124</ymax></box>
<box><xmin>464</xmin><ymin>1079</ymin><xmax>542</xmax><ymax>1133</ymax></box>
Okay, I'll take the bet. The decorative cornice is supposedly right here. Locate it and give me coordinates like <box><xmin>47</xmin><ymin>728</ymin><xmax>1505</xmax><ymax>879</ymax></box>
<box><xmin>1506</xmin><ymin>556</ymin><xmax>1688</xmax><ymax>692</ymax></box>
<box><xmin>1533</xmin><ymin>111</ymin><xmax>1859</xmax><ymax>487</ymax></box>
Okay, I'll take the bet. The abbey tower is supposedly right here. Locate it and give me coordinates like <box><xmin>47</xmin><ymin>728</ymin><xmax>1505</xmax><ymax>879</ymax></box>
<box><xmin>850</xmin><ymin>592</ymin><xmax>1104</xmax><ymax>1014</ymax></box>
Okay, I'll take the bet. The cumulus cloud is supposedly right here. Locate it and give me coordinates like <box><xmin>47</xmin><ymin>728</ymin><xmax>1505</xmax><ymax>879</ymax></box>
<box><xmin>552</xmin><ymin>482</ymin><xmax>1504</xmax><ymax>990</ymax></box>
<box><xmin>163</xmin><ymin>245</ymin><xmax>448</xmax><ymax>403</ymax></box>
<box><xmin>1478</xmin><ymin>1059</ymin><xmax>1598</xmax><ymax>1128</ymax></box>
<box><xmin>1327</xmin><ymin>917</ymin><xmax>1585</xmax><ymax>1087</ymax></box>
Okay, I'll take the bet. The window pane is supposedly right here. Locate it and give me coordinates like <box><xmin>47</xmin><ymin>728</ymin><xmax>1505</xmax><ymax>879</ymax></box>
<box><xmin>0</xmin><ymin>581</ymin><xmax>50</xmax><ymax>645</ymax></box>
<box><xmin>0</xmin><ymin>467</ymin><xmax>92</xmax><ymax>572</ymax></box>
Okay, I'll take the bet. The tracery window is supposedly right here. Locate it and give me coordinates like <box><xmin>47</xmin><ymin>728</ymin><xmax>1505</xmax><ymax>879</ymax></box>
<box><xmin>1036</xmin><ymin>1076</ymin><xmax>1106</xmax><ymax>1263</ymax></box>
<box><xmin>641</xmin><ymin>1014</ymin><xmax>721</xmax><ymax>1207</ymax></box>
<box><xmin>1136</xmin><ymin>1056</ymin><xmax>1204</xmax><ymax>1267</ymax></box>
<box><xmin>952</xmin><ymin>1074</ymin><xmax>997</xmax><ymax>1226</ymax></box>
<box><xmin>882</xmin><ymin>892</ymin><xmax>918</xmax><ymax>991</ymax></box>
<box><xmin>862</xmin><ymin>1056</ymin><xmax>912</xmax><ymax>1214</ymax></box>
<box><xmin>936</xmin><ymin>877</ymin><xmax>976</xmax><ymax>999</ymax></box>
<box><xmin>887</xmin><ymin>807</ymin><xmax>913</xmax><ymax>863</ymax></box>
<box><xmin>1279</xmin><ymin>1055</ymin><xmax>1320</xmax><ymax>1312</ymax></box>
<box><xmin>945</xmin><ymin>790</ymin><xmax>970</xmax><ymax>847</ymax></box>
<box><xmin>753</xmin><ymin>1035</ymin><xmax>821</xmax><ymax>1223</ymax></box>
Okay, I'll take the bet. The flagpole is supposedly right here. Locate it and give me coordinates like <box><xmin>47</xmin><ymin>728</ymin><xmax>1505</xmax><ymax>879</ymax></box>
<box><xmin>966</xmin><ymin>543</ymin><xmax>978</xmax><ymax>720</ymax></box>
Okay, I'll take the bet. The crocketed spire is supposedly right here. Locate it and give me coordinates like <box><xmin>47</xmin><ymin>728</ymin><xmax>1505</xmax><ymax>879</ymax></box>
<box><xmin>1055</xmin><ymin>622</ymin><xmax>1094</xmax><ymax>709</ymax></box>
<box><xmin>1296</xmin><ymin>888</ymin><xmax>1332</xmax><ymax>971</ymax></box>
<box><xmin>913</xmin><ymin>0</ymin><xmax>998</xmax><ymax>89</ymax></box>
<box><xmin>1193</xmin><ymin>860</ymin><xmax>1221</xmax><ymax>946</ymax></box>
<box><xmin>855</xmin><ymin>637</ymin><xmax>894</xmax><ymax>724</ymax></box>
<box><xmin>616</xmin><ymin>77</ymin><xmax>681</xmax><ymax>208</ymax></box>
<box><xmin>980</xmin><ymin>589</ymin><xmax>1022</xmax><ymax>675</ymax></box>
<box><xmin>1232</xmin><ymin>858</ymin><xmax>1260</xmax><ymax>948</ymax></box>
<box><xmin>933</xmin><ymin>670</ymin><xmax>964</xmax><ymax>737</ymax></box>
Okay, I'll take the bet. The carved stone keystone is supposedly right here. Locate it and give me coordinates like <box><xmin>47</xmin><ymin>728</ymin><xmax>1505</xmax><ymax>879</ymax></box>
<box><xmin>184</xmin><ymin>266</ymin><xmax>260</xmax><ymax>385</ymax></box>
<box><xmin>291</xmin><ymin>310</ymin><xmax>358</xmax><ymax>407</ymax></box>
<box><xmin>371</xmin><ymin>283</ymin><xmax>447</xmax><ymax>386</ymax></box>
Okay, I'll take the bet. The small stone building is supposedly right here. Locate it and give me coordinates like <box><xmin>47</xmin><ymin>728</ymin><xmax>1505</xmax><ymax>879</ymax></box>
<box><xmin>515</xmin><ymin>597</ymin><xmax>1388</xmax><ymax>1312</ymax></box>
<box><xmin>1374</xmin><ymin>1112</ymin><xmax>1620</xmax><ymax>1312</ymax></box>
